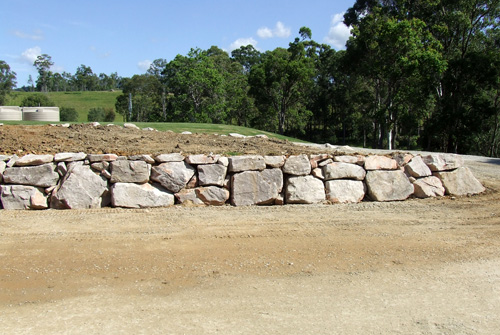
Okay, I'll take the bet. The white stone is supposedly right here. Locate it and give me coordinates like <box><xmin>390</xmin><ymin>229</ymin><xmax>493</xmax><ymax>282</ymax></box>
<box><xmin>87</xmin><ymin>154</ymin><xmax>118</xmax><ymax>162</ymax></box>
<box><xmin>285</xmin><ymin>175</ymin><xmax>325</xmax><ymax>204</ymax></box>
<box><xmin>282</xmin><ymin>155</ymin><xmax>311</xmax><ymax>176</ymax></box>
<box><xmin>3</xmin><ymin>163</ymin><xmax>60</xmax><ymax>187</ymax></box>
<box><xmin>217</xmin><ymin>157</ymin><xmax>229</xmax><ymax>167</ymax></box>
<box><xmin>181</xmin><ymin>131</ymin><xmax>192</xmax><ymax>135</ymax></box>
<box><xmin>0</xmin><ymin>155</ymin><xmax>12</xmax><ymax>161</ymax></box>
<box><xmin>0</xmin><ymin>161</ymin><xmax>5</xmax><ymax>183</ymax></box>
<box><xmin>325</xmin><ymin>180</ymin><xmax>366</xmax><ymax>203</ymax></box>
<box><xmin>264</xmin><ymin>155</ymin><xmax>285</xmax><ymax>168</ymax></box>
<box><xmin>0</xmin><ymin>185</ymin><xmax>48</xmax><ymax>210</ymax></box>
<box><xmin>54</xmin><ymin>152</ymin><xmax>87</xmax><ymax>162</ymax></box>
<box><xmin>365</xmin><ymin>170</ymin><xmax>414</xmax><ymax>201</ymax></box>
<box><xmin>364</xmin><ymin>156</ymin><xmax>398</xmax><ymax>170</ymax></box>
<box><xmin>196</xmin><ymin>186</ymin><xmax>230</xmax><ymax>206</ymax></box>
<box><xmin>323</xmin><ymin>162</ymin><xmax>366</xmax><ymax>181</ymax></box>
<box><xmin>127</xmin><ymin>154</ymin><xmax>155</xmax><ymax>164</ymax></box>
<box><xmin>405</xmin><ymin>156</ymin><xmax>432</xmax><ymax>178</ymax></box>
<box><xmin>111</xmin><ymin>182</ymin><xmax>174</xmax><ymax>208</ymax></box>
<box><xmin>228</xmin><ymin>155</ymin><xmax>266</xmax><ymax>172</ymax></box>
<box><xmin>422</xmin><ymin>154</ymin><xmax>464</xmax><ymax>171</ymax></box>
<box><xmin>412</xmin><ymin>176</ymin><xmax>445</xmax><ymax>198</ymax></box>
<box><xmin>198</xmin><ymin>164</ymin><xmax>227</xmax><ymax>187</ymax></box>
<box><xmin>151</xmin><ymin>161</ymin><xmax>196</xmax><ymax>193</ymax></box>
<box><xmin>142</xmin><ymin>127</ymin><xmax>157</xmax><ymax>131</ymax></box>
<box><xmin>433</xmin><ymin>167</ymin><xmax>485</xmax><ymax>196</ymax></box>
<box><xmin>15</xmin><ymin>154</ymin><xmax>54</xmax><ymax>166</ymax></box>
<box><xmin>56</xmin><ymin>162</ymin><xmax>68</xmax><ymax>177</ymax></box>
<box><xmin>186</xmin><ymin>154</ymin><xmax>219</xmax><ymax>165</ymax></box>
<box><xmin>312</xmin><ymin>167</ymin><xmax>325</xmax><ymax>180</ymax></box>
<box><xmin>229</xmin><ymin>133</ymin><xmax>246</xmax><ymax>138</ymax></box>
<box><xmin>231</xmin><ymin>169</ymin><xmax>283</xmax><ymax>206</ymax></box>
<box><xmin>155</xmin><ymin>153</ymin><xmax>185</xmax><ymax>163</ymax></box>
<box><xmin>110</xmin><ymin>160</ymin><xmax>150</xmax><ymax>184</ymax></box>
<box><xmin>124</xmin><ymin>123</ymin><xmax>140</xmax><ymax>130</ymax></box>
<box><xmin>333</xmin><ymin>155</ymin><xmax>364</xmax><ymax>165</ymax></box>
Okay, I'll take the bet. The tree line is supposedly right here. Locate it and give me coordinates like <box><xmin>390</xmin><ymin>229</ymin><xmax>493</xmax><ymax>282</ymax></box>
<box><xmin>1</xmin><ymin>0</ymin><xmax>499</xmax><ymax>157</ymax></box>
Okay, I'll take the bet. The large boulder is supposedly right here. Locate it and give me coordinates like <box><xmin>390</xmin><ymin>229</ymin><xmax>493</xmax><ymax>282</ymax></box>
<box><xmin>365</xmin><ymin>170</ymin><xmax>414</xmax><ymax>201</ymax></box>
<box><xmin>405</xmin><ymin>156</ymin><xmax>432</xmax><ymax>178</ymax></box>
<box><xmin>422</xmin><ymin>154</ymin><xmax>464</xmax><ymax>171</ymax></box>
<box><xmin>198</xmin><ymin>164</ymin><xmax>227</xmax><ymax>187</ymax></box>
<box><xmin>228</xmin><ymin>155</ymin><xmax>266</xmax><ymax>173</ymax></box>
<box><xmin>155</xmin><ymin>153</ymin><xmax>185</xmax><ymax>163</ymax></box>
<box><xmin>186</xmin><ymin>154</ymin><xmax>219</xmax><ymax>165</ymax></box>
<box><xmin>111</xmin><ymin>182</ymin><xmax>174</xmax><ymax>208</ymax></box>
<box><xmin>364</xmin><ymin>155</ymin><xmax>398</xmax><ymax>170</ymax></box>
<box><xmin>264</xmin><ymin>155</ymin><xmax>286</xmax><ymax>168</ymax></box>
<box><xmin>325</xmin><ymin>180</ymin><xmax>365</xmax><ymax>203</ymax></box>
<box><xmin>323</xmin><ymin>162</ymin><xmax>366</xmax><ymax>181</ymax></box>
<box><xmin>231</xmin><ymin>169</ymin><xmax>283</xmax><ymax>206</ymax></box>
<box><xmin>50</xmin><ymin>164</ymin><xmax>108</xmax><ymax>209</ymax></box>
<box><xmin>412</xmin><ymin>176</ymin><xmax>445</xmax><ymax>198</ymax></box>
<box><xmin>151</xmin><ymin>161</ymin><xmax>196</xmax><ymax>193</ymax></box>
<box><xmin>285</xmin><ymin>175</ymin><xmax>325</xmax><ymax>204</ymax></box>
<box><xmin>282</xmin><ymin>155</ymin><xmax>311</xmax><ymax>176</ymax></box>
<box><xmin>3</xmin><ymin>163</ymin><xmax>60</xmax><ymax>187</ymax></box>
<box><xmin>0</xmin><ymin>185</ymin><xmax>48</xmax><ymax>210</ymax></box>
<box><xmin>175</xmin><ymin>188</ymin><xmax>205</xmax><ymax>205</ymax></box>
<box><xmin>196</xmin><ymin>186</ymin><xmax>230</xmax><ymax>206</ymax></box>
<box><xmin>433</xmin><ymin>167</ymin><xmax>485</xmax><ymax>196</ymax></box>
<box><xmin>110</xmin><ymin>160</ymin><xmax>150</xmax><ymax>184</ymax></box>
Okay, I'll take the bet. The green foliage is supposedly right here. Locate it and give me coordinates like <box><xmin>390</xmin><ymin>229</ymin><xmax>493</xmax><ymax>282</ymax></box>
<box><xmin>59</xmin><ymin>107</ymin><xmax>79</xmax><ymax>122</ymax></box>
<box><xmin>88</xmin><ymin>107</ymin><xmax>115</xmax><ymax>122</ymax></box>
<box><xmin>0</xmin><ymin>60</ymin><xmax>16</xmax><ymax>105</ymax></box>
<box><xmin>20</xmin><ymin>94</ymin><xmax>55</xmax><ymax>107</ymax></box>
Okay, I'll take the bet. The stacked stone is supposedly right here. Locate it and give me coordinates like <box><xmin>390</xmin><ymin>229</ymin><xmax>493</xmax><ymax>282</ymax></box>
<box><xmin>0</xmin><ymin>151</ymin><xmax>485</xmax><ymax>210</ymax></box>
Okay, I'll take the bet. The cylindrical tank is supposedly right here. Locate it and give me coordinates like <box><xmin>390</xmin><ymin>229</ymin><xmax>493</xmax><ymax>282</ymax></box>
<box><xmin>22</xmin><ymin>107</ymin><xmax>60</xmax><ymax>122</ymax></box>
<box><xmin>0</xmin><ymin>106</ymin><xmax>23</xmax><ymax>121</ymax></box>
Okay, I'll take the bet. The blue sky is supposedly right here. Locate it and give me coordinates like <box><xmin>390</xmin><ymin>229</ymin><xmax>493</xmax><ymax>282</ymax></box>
<box><xmin>1</xmin><ymin>0</ymin><xmax>355</xmax><ymax>87</ymax></box>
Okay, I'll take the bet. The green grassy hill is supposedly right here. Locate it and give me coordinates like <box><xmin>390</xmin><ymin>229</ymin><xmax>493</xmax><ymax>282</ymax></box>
<box><xmin>5</xmin><ymin>91</ymin><xmax>123</xmax><ymax>122</ymax></box>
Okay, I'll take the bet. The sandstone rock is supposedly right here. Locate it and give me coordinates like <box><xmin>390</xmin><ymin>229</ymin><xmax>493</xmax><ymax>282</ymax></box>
<box><xmin>87</xmin><ymin>154</ymin><xmax>118</xmax><ymax>163</ymax></box>
<box><xmin>422</xmin><ymin>154</ymin><xmax>464</xmax><ymax>171</ymax></box>
<box><xmin>231</xmin><ymin>169</ymin><xmax>283</xmax><ymax>206</ymax></box>
<box><xmin>186</xmin><ymin>174</ymin><xmax>198</xmax><ymax>188</ymax></box>
<box><xmin>285</xmin><ymin>175</ymin><xmax>325</xmax><ymax>204</ymax></box>
<box><xmin>318</xmin><ymin>159</ymin><xmax>334</xmax><ymax>167</ymax></box>
<box><xmin>405</xmin><ymin>156</ymin><xmax>432</xmax><ymax>178</ymax></box>
<box><xmin>312</xmin><ymin>167</ymin><xmax>324</xmax><ymax>180</ymax></box>
<box><xmin>110</xmin><ymin>160</ymin><xmax>150</xmax><ymax>184</ymax></box>
<box><xmin>124</xmin><ymin>123</ymin><xmax>140</xmax><ymax>130</ymax></box>
<box><xmin>323</xmin><ymin>162</ymin><xmax>366</xmax><ymax>181</ymax></box>
<box><xmin>6</xmin><ymin>154</ymin><xmax>18</xmax><ymax>167</ymax></box>
<box><xmin>186</xmin><ymin>154</ymin><xmax>219</xmax><ymax>165</ymax></box>
<box><xmin>412</xmin><ymin>176</ymin><xmax>445</xmax><ymax>198</ymax></box>
<box><xmin>309</xmin><ymin>154</ymin><xmax>329</xmax><ymax>169</ymax></box>
<box><xmin>434</xmin><ymin>167</ymin><xmax>485</xmax><ymax>196</ymax></box>
<box><xmin>56</xmin><ymin>162</ymin><xmax>68</xmax><ymax>177</ymax></box>
<box><xmin>264</xmin><ymin>155</ymin><xmax>285</xmax><ymax>168</ymax></box>
<box><xmin>151</xmin><ymin>161</ymin><xmax>196</xmax><ymax>193</ymax></box>
<box><xmin>393</xmin><ymin>153</ymin><xmax>414</xmax><ymax>167</ymax></box>
<box><xmin>175</xmin><ymin>188</ymin><xmax>204</xmax><ymax>205</ymax></box>
<box><xmin>3</xmin><ymin>163</ymin><xmax>59</xmax><ymax>187</ymax></box>
<box><xmin>0</xmin><ymin>185</ymin><xmax>48</xmax><ymax>210</ymax></box>
<box><xmin>54</xmin><ymin>152</ymin><xmax>87</xmax><ymax>162</ymax></box>
<box><xmin>111</xmin><ymin>182</ymin><xmax>174</xmax><ymax>208</ymax></box>
<box><xmin>228</xmin><ymin>155</ymin><xmax>266</xmax><ymax>172</ymax></box>
<box><xmin>365</xmin><ymin>170</ymin><xmax>414</xmax><ymax>201</ymax></box>
<box><xmin>90</xmin><ymin>161</ymin><xmax>110</xmax><ymax>172</ymax></box>
<box><xmin>198</xmin><ymin>164</ymin><xmax>227</xmax><ymax>186</ymax></box>
<box><xmin>15</xmin><ymin>154</ymin><xmax>53</xmax><ymax>166</ymax></box>
<box><xmin>0</xmin><ymin>161</ymin><xmax>5</xmax><ymax>183</ymax></box>
<box><xmin>196</xmin><ymin>186</ymin><xmax>230</xmax><ymax>206</ymax></box>
<box><xmin>364</xmin><ymin>155</ymin><xmax>398</xmax><ymax>170</ymax></box>
<box><xmin>282</xmin><ymin>155</ymin><xmax>311</xmax><ymax>176</ymax></box>
<box><xmin>333</xmin><ymin>155</ymin><xmax>365</xmax><ymax>165</ymax></box>
<box><xmin>325</xmin><ymin>180</ymin><xmax>366</xmax><ymax>203</ymax></box>
<box><xmin>128</xmin><ymin>154</ymin><xmax>155</xmax><ymax>164</ymax></box>
<box><xmin>50</xmin><ymin>164</ymin><xmax>108</xmax><ymax>209</ymax></box>
<box><xmin>155</xmin><ymin>153</ymin><xmax>185</xmax><ymax>163</ymax></box>
<box><xmin>217</xmin><ymin>157</ymin><xmax>229</xmax><ymax>167</ymax></box>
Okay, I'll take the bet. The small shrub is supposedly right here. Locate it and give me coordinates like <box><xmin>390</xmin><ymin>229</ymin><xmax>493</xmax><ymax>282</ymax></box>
<box><xmin>20</xmin><ymin>94</ymin><xmax>55</xmax><ymax>107</ymax></box>
<box><xmin>87</xmin><ymin>107</ymin><xmax>105</xmax><ymax>122</ymax></box>
<box><xmin>60</xmin><ymin>107</ymin><xmax>79</xmax><ymax>122</ymax></box>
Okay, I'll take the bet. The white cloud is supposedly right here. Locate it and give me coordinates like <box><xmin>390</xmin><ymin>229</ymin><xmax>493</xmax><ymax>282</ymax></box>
<box><xmin>324</xmin><ymin>13</ymin><xmax>352</xmax><ymax>50</ymax></box>
<box><xmin>20</xmin><ymin>46</ymin><xmax>42</xmax><ymax>64</ymax></box>
<box><xmin>138</xmin><ymin>59</ymin><xmax>152</xmax><ymax>72</ymax></box>
<box><xmin>12</xmin><ymin>29</ymin><xmax>44</xmax><ymax>40</ymax></box>
<box><xmin>257</xmin><ymin>21</ymin><xmax>291</xmax><ymax>39</ymax></box>
<box><xmin>230</xmin><ymin>37</ymin><xmax>258</xmax><ymax>51</ymax></box>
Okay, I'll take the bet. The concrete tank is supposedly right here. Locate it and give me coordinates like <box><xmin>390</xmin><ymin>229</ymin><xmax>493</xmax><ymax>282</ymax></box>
<box><xmin>22</xmin><ymin>107</ymin><xmax>60</xmax><ymax>122</ymax></box>
<box><xmin>0</xmin><ymin>106</ymin><xmax>23</xmax><ymax>121</ymax></box>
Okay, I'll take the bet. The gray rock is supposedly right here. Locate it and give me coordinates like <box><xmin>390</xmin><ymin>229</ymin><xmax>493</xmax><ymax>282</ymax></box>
<box><xmin>231</xmin><ymin>169</ymin><xmax>283</xmax><ymax>206</ymax></box>
<box><xmin>365</xmin><ymin>170</ymin><xmax>414</xmax><ymax>201</ymax></box>
<box><xmin>175</xmin><ymin>188</ymin><xmax>204</xmax><ymax>205</ymax></box>
<box><xmin>128</xmin><ymin>154</ymin><xmax>155</xmax><ymax>164</ymax></box>
<box><xmin>0</xmin><ymin>185</ymin><xmax>48</xmax><ymax>210</ymax></box>
<box><xmin>155</xmin><ymin>153</ymin><xmax>185</xmax><ymax>163</ymax></box>
<box><xmin>422</xmin><ymin>154</ymin><xmax>464</xmax><ymax>171</ymax></box>
<box><xmin>405</xmin><ymin>156</ymin><xmax>432</xmax><ymax>178</ymax></box>
<box><xmin>110</xmin><ymin>160</ymin><xmax>150</xmax><ymax>184</ymax></box>
<box><xmin>412</xmin><ymin>176</ymin><xmax>445</xmax><ymax>198</ymax></box>
<box><xmin>186</xmin><ymin>154</ymin><xmax>219</xmax><ymax>165</ymax></box>
<box><xmin>151</xmin><ymin>161</ymin><xmax>196</xmax><ymax>193</ymax></box>
<box><xmin>217</xmin><ymin>157</ymin><xmax>229</xmax><ymax>167</ymax></box>
<box><xmin>15</xmin><ymin>154</ymin><xmax>54</xmax><ymax>166</ymax></box>
<box><xmin>333</xmin><ymin>155</ymin><xmax>365</xmax><ymax>165</ymax></box>
<box><xmin>0</xmin><ymin>155</ymin><xmax>12</xmax><ymax>161</ymax></box>
<box><xmin>0</xmin><ymin>161</ymin><xmax>5</xmax><ymax>183</ymax></box>
<box><xmin>264</xmin><ymin>155</ymin><xmax>285</xmax><ymax>168</ymax></box>
<box><xmin>323</xmin><ymin>162</ymin><xmax>366</xmax><ymax>181</ymax></box>
<box><xmin>228</xmin><ymin>155</ymin><xmax>266</xmax><ymax>172</ymax></box>
<box><xmin>56</xmin><ymin>162</ymin><xmax>68</xmax><ymax>177</ymax></box>
<box><xmin>87</xmin><ymin>154</ymin><xmax>118</xmax><ymax>163</ymax></box>
<box><xmin>282</xmin><ymin>155</ymin><xmax>311</xmax><ymax>176</ymax></box>
<box><xmin>434</xmin><ymin>167</ymin><xmax>485</xmax><ymax>196</ymax></box>
<box><xmin>364</xmin><ymin>155</ymin><xmax>398</xmax><ymax>170</ymax></box>
<box><xmin>50</xmin><ymin>164</ymin><xmax>108</xmax><ymax>209</ymax></box>
<box><xmin>285</xmin><ymin>175</ymin><xmax>325</xmax><ymax>204</ymax></box>
<box><xmin>3</xmin><ymin>163</ymin><xmax>60</xmax><ymax>187</ymax></box>
<box><xmin>90</xmin><ymin>161</ymin><xmax>110</xmax><ymax>172</ymax></box>
<box><xmin>196</xmin><ymin>186</ymin><xmax>230</xmax><ymax>206</ymax></box>
<box><xmin>54</xmin><ymin>152</ymin><xmax>87</xmax><ymax>162</ymax></box>
<box><xmin>111</xmin><ymin>182</ymin><xmax>174</xmax><ymax>208</ymax></box>
<box><xmin>198</xmin><ymin>164</ymin><xmax>227</xmax><ymax>186</ymax></box>
<box><xmin>325</xmin><ymin>180</ymin><xmax>366</xmax><ymax>203</ymax></box>
<box><xmin>6</xmin><ymin>154</ymin><xmax>18</xmax><ymax>167</ymax></box>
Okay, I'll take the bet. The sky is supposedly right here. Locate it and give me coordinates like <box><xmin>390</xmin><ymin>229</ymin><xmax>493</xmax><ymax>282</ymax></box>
<box><xmin>1</xmin><ymin>0</ymin><xmax>355</xmax><ymax>88</ymax></box>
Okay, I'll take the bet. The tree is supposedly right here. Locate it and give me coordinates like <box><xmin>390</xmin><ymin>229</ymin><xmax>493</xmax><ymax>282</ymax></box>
<box><xmin>0</xmin><ymin>60</ymin><xmax>16</xmax><ymax>105</ymax></box>
<box><xmin>115</xmin><ymin>74</ymin><xmax>161</xmax><ymax>122</ymax></box>
<box><xmin>74</xmin><ymin>64</ymin><xmax>98</xmax><ymax>91</ymax></box>
<box><xmin>60</xmin><ymin>107</ymin><xmax>79</xmax><ymax>122</ymax></box>
<box><xmin>20</xmin><ymin>94</ymin><xmax>54</xmax><ymax>107</ymax></box>
<box><xmin>34</xmin><ymin>54</ymin><xmax>53</xmax><ymax>92</ymax></box>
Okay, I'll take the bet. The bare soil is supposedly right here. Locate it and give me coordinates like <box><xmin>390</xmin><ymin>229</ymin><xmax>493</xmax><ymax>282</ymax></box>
<box><xmin>1</xmin><ymin>124</ymin><xmax>500</xmax><ymax>334</ymax></box>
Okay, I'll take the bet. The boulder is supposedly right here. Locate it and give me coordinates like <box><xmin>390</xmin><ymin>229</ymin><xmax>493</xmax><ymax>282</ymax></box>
<box><xmin>90</xmin><ymin>161</ymin><xmax>110</xmax><ymax>172</ymax></box>
<box><xmin>111</xmin><ymin>182</ymin><xmax>174</xmax><ymax>208</ymax></box>
<box><xmin>312</xmin><ymin>167</ymin><xmax>325</xmax><ymax>179</ymax></box>
<box><xmin>433</xmin><ymin>167</ymin><xmax>485</xmax><ymax>196</ymax></box>
<box><xmin>3</xmin><ymin>163</ymin><xmax>60</xmax><ymax>187</ymax></box>
<box><xmin>412</xmin><ymin>176</ymin><xmax>445</xmax><ymax>198</ymax></box>
<box><xmin>231</xmin><ymin>169</ymin><xmax>283</xmax><ymax>206</ymax></box>
<box><xmin>325</xmin><ymin>180</ymin><xmax>366</xmax><ymax>203</ymax></box>
<box><xmin>155</xmin><ymin>153</ymin><xmax>185</xmax><ymax>163</ymax></box>
<box><xmin>87</xmin><ymin>154</ymin><xmax>118</xmax><ymax>163</ymax></box>
<box><xmin>282</xmin><ymin>155</ymin><xmax>311</xmax><ymax>176</ymax></box>
<box><xmin>151</xmin><ymin>161</ymin><xmax>196</xmax><ymax>193</ymax></box>
<box><xmin>50</xmin><ymin>164</ymin><xmax>108</xmax><ymax>209</ymax></box>
<box><xmin>175</xmin><ymin>188</ymin><xmax>204</xmax><ymax>205</ymax></box>
<box><xmin>333</xmin><ymin>155</ymin><xmax>365</xmax><ymax>166</ymax></box>
<box><xmin>54</xmin><ymin>152</ymin><xmax>87</xmax><ymax>162</ymax></box>
<box><xmin>217</xmin><ymin>157</ymin><xmax>229</xmax><ymax>167</ymax></box>
<box><xmin>198</xmin><ymin>164</ymin><xmax>227</xmax><ymax>186</ymax></box>
<box><xmin>0</xmin><ymin>185</ymin><xmax>48</xmax><ymax>210</ymax></box>
<box><xmin>196</xmin><ymin>186</ymin><xmax>230</xmax><ymax>206</ymax></box>
<box><xmin>309</xmin><ymin>154</ymin><xmax>329</xmax><ymax>169</ymax></box>
<box><xmin>186</xmin><ymin>154</ymin><xmax>219</xmax><ymax>165</ymax></box>
<box><xmin>365</xmin><ymin>170</ymin><xmax>414</xmax><ymax>201</ymax></box>
<box><xmin>323</xmin><ymin>162</ymin><xmax>366</xmax><ymax>181</ymax></box>
<box><xmin>422</xmin><ymin>154</ymin><xmax>464</xmax><ymax>171</ymax></box>
<box><xmin>124</xmin><ymin>123</ymin><xmax>140</xmax><ymax>130</ymax></box>
<box><xmin>228</xmin><ymin>155</ymin><xmax>266</xmax><ymax>172</ymax></box>
<box><xmin>110</xmin><ymin>160</ymin><xmax>150</xmax><ymax>184</ymax></box>
<box><xmin>405</xmin><ymin>156</ymin><xmax>432</xmax><ymax>178</ymax></box>
<box><xmin>364</xmin><ymin>155</ymin><xmax>398</xmax><ymax>170</ymax></box>
<box><xmin>285</xmin><ymin>175</ymin><xmax>325</xmax><ymax>204</ymax></box>
<box><xmin>127</xmin><ymin>154</ymin><xmax>155</xmax><ymax>164</ymax></box>
<box><xmin>264</xmin><ymin>155</ymin><xmax>285</xmax><ymax>168</ymax></box>
<box><xmin>15</xmin><ymin>154</ymin><xmax>53</xmax><ymax>166</ymax></box>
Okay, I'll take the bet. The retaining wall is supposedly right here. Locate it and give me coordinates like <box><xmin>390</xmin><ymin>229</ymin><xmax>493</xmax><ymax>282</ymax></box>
<box><xmin>0</xmin><ymin>152</ymin><xmax>486</xmax><ymax>210</ymax></box>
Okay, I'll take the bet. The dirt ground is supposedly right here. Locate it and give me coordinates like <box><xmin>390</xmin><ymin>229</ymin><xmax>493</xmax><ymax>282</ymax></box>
<box><xmin>1</xmin><ymin>124</ymin><xmax>500</xmax><ymax>334</ymax></box>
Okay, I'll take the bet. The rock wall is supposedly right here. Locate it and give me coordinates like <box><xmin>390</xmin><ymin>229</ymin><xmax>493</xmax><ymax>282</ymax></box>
<box><xmin>0</xmin><ymin>152</ymin><xmax>485</xmax><ymax>210</ymax></box>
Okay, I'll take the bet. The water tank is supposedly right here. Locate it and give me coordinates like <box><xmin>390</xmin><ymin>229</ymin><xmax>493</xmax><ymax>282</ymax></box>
<box><xmin>22</xmin><ymin>107</ymin><xmax>60</xmax><ymax>122</ymax></box>
<box><xmin>0</xmin><ymin>106</ymin><xmax>23</xmax><ymax>121</ymax></box>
